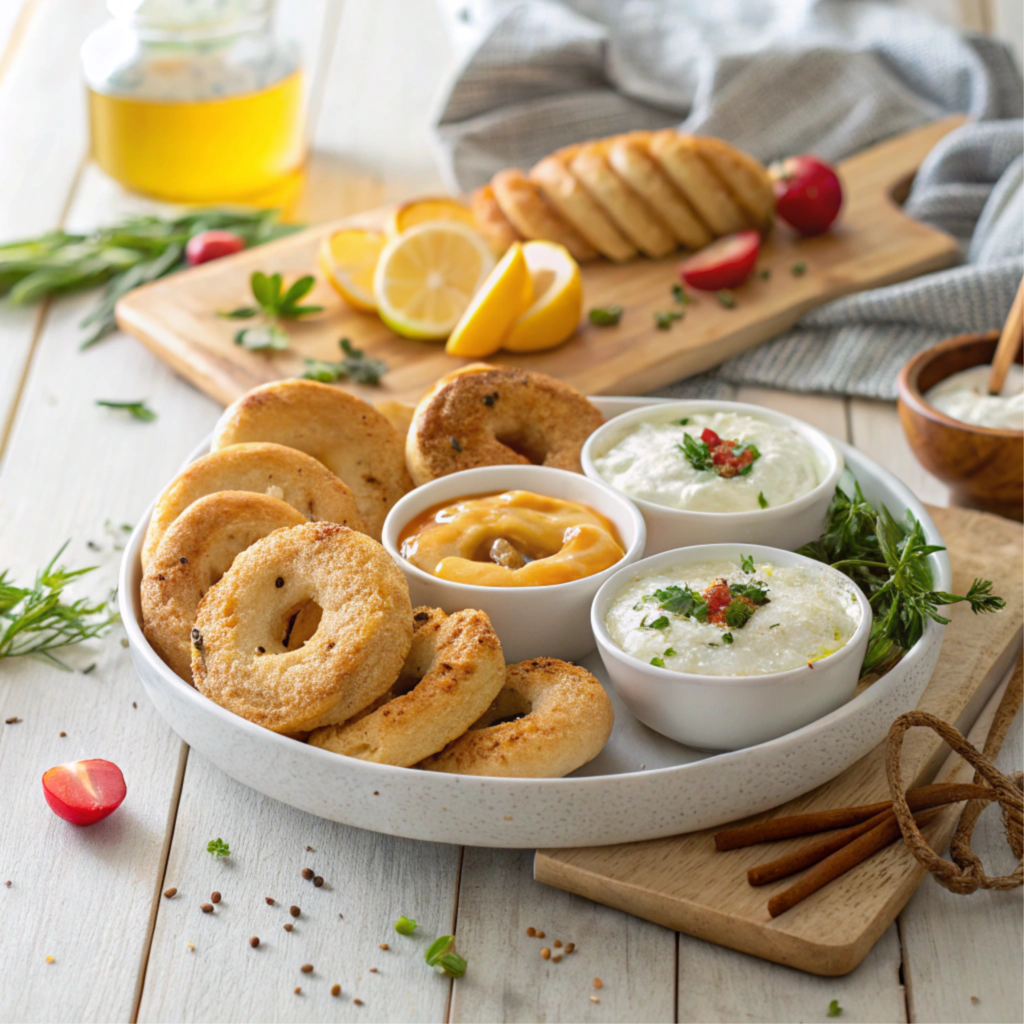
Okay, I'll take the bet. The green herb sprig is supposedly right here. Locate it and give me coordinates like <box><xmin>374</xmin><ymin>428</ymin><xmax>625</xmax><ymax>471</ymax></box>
<box><xmin>646</xmin><ymin>584</ymin><xmax>708</xmax><ymax>623</ymax></box>
<box><xmin>0</xmin><ymin>209</ymin><xmax>299</xmax><ymax>348</ymax></box>
<box><xmin>222</xmin><ymin>272</ymin><xmax>323</xmax><ymax>351</ymax></box>
<box><xmin>424</xmin><ymin>935</ymin><xmax>467</xmax><ymax>977</ymax></box>
<box><xmin>0</xmin><ymin>543</ymin><xmax>119</xmax><ymax>668</ymax></box>
<box><xmin>206</xmin><ymin>838</ymin><xmax>231</xmax><ymax>858</ymax></box>
<box><xmin>654</xmin><ymin>310</ymin><xmax>683</xmax><ymax>330</ymax></box>
<box><xmin>96</xmin><ymin>399</ymin><xmax>157</xmax><ymax>422</ymax></box>
<box><xmin>679</xmin><ymin>433</ymin><xmax>714</xmax><ymax>472</ymax></box>
<box><xmin>303</xmin><ymin>338</ymin><xmax>387</xmax><ymax>385</ymax></box>
<box><xmin>827</xmin><ymin>999</ymin><xmax>842</xmax><ymax>1017</ymax></box>
<box><xmin>589</xmin><ymin>305</ymin><xmax>623</xmax><ymax>327</ymax></box>
<box><xmin>798</xmin><ymin>481</ymin><xmax>1004</xmax><ymax>675</ymax></box>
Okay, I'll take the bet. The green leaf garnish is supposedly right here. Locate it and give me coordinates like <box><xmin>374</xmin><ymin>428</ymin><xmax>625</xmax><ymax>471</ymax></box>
<box><xmin>394</xmin><ymin>916</ymin><xmax>418</xmax><ymax>935</ymax></box>
<box><xmin>724</xmin><ymin>599</ymin><xmax>757</xmax><ymax>629</ymax></box>
<box><xmin>0</xmin><ymin>543</ymin><xmax>119</xmax><ymax>668</ymax></box>
<box><xmin>758</xmin><ymin>268</ymin><xmax>771</xmax><ymax>280</ymax></box>
<box><xmin>827</xmin><ymin>999</ymin><xmax>842</xmax><ymax>1017</ymax></box>
<box><xmin>650</xmin><ymin>656</ymin><xmax>665</xmax><ymax>667</ymax></box>
<box><xmin>721</xmin><ymin>632</ymin><xmax>733</xmax><ymax>644</ymax></box>
<box><xmin>716</xmin><ymin>289</ymin><xmax>736</xmax><ymax>308</ymax></box>
<box><xmin>663</xmin><ymin>647</ymin><xmax>676</xmax><ymax>657</ymax></box>
<box><xmin>303</xmin><ymin>338</ymin><xmax>387</xmax><ymax>385</ymax></box>
<box><xmin>424</xmin><ymin>935</ymin><xmax>466</xmax><ymax>976</ymax></box>
<box><xmin>654</xmin><ymin>309</ymin><xmax>683</xmax><ymax>330</ymax></box>
<box><xmin>206</xmin><ymin>838</ymin><xmax>230</xmax><ymax>858</ymax></box>
<box><xmin>791</xmin><ymin>262</ymin><xmax>807</xmax><ymax>277</ymax></box>
<box><xmin>758</xmin><ymin>491</ymin><xmax>768</xmax><ymax>509</ymax></box>
<box><xmin>769</xmin><ymin>623</ymin><xmax>780</xmax><ymax>629</ymax></box>
<box><xmin>729</xmin><ymin>581</ymin><xmax>770</xmax><ymax>606</ymax></box>
<box><xmin>679</xmin><ymin>433</ymin><xmax>713</xmax><ymax>472</ymax></box>
<box><xmin>673</xmin><ymin>417</ymin><xmax>691</xmax><ymax>425</ymax></box>
<box><xmin>234</xmin><ymin>323</ymin><xmax>290</xmax><ymax>351</ymax></box>
<box><xmin>740</xmin><ymin>553</ymin><xmax>755</xmax><ymax>574</ymax></box>
<box><xmin>672</xmin><ymin>284</ymin><xmax>694</xmax><ymax>305</ymax></box>
<box><xmin>95</xmin><ymin>399</ymin><xmax>157</xmax><ymax>422</ymax></box>
<box><xmin>589</xmin><ymin>305</ymin><xmax>623</xmax><ymax>327</ymax></box>
<box><xmin>732</xmin><ymin>442</ymin><xmax>761</xmax><ymax>475</ymax></box>
<box><xmin>646</xmin><ymin>584</ymin><xmax>708</xmax><ymax>623</ymax></box>
<box><xmin>643</xmin><ymin>615</ymin><xmax>670</xmax><ymax>630</ymax></box>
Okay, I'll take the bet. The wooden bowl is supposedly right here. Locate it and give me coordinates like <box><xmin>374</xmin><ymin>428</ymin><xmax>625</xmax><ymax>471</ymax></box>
<box><xmin>898</xmin><ymin>330</ymin><xmax>1023</xmax><ymax>520</ymax></box>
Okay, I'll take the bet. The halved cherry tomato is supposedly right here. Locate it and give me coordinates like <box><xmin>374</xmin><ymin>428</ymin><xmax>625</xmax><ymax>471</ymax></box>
<box><xmin>678</xmin><ymin>231</ymin><xmax>760</xmax><ymax>291</ymax></box>
<box><xmin>185</xmin><ymin>230</ymin><xmax>246</xmax><ymax>266</ymax></box>
<box><xmin>769</xmin><ymin>155</ymin><xmax>843</xmax><ymax>236</ymax></box>
<box><xmin>42</xmin><ymin>759</ymin><xmax>126</xmax><ymax>826</ymax></box>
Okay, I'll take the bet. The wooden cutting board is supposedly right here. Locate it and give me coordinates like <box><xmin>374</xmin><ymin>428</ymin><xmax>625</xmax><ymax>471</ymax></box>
<box><xmin>115</xmin><ymin>118</ymin><xmax>965</xmax><ymax>407</ymax></box>
<box><xmin>535</xmin><ymin>505</ymin><xmax>1023</xmax><ymax>977</ymax></box>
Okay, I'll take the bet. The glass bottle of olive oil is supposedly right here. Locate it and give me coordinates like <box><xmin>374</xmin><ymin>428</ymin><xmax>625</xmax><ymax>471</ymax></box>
<box><xmin>82</xmin><ymin>1</ymin><xmax>306</xmax><ymax>207</ymax></box>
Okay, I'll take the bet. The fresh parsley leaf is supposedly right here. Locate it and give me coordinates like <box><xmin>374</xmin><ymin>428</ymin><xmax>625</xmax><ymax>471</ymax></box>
<box><xmin>740</xmin><ymin>553</ymin><xmax>755</xmax><ymax>574</ymax></box>
<box><xmin>650</xmin><ymin>656</ymin><xmax>665</xmax><ymax>667</ymax></box>
<box><xmin>679</xmin><ymin>433</ymin><xmax>713</xmax><ymax>472</ymax></box>
<box><xmin>672</xmin><ymin>283</ymin><xmax>694</xmax><ymax>305</ymax></box>
<box><xmin>648</xmin><ymin>584</ymin><xmax>709</xmax><ymax>623</ymax></box>
<box><xmin>729</xmin><ymin>581</ymin><xmax>770</xmax><ymax>606</ymax></box>
<box><xmin>589</xmin><ymin>305</ymin><xmax>623</xmax><ymax>326</ymax></box>
<box><xmin>655</xmin><ymin>309</ymin><xmax>683</xmax><ymax>330</ymax></box>
<box><xmin>96</xmin><ymin>399</ymin><xmax>157</xmax><ymax>422</ymax></box>
<box><xmin>758</xmin><ymin>268</ymin><xmax>771</xmax><ymax>280</ymax></box>
<box><xmin>303</xmin><ymin>337</ymin><xmax>387</xmax><ymax>385</ymax></box>
<box><xmin>721</xmin><ymin>632</ymin><xmax>733</xmax><ymax>644</ymax></box>
<box><xmin>758</xmin><ymin>491</ymin><xmax>769</xmax><ymax>509</ymax></box>
<box><xmin>717</xmin><ymin>289</ymin><xmax>736</xmax><ymax>308</ymax></box>
<box><xmin>663</xmin><ymin>647</ymin><xmax>676</xmax><ymax>657</ymax></box>
<box><xmin>791</xmin><ymin>262</ymin><xmax>807</xmax><ymax>277</ymax></box>
<box><xmin>424</xmin><ymin>935</ymin><xmax>466</xmax><ymax>976</ymax></box>
<box><xmin>724</xmin><ymin>598</ymin><xmax>757</xmax><ymax>629</ymax></box>
<box><xmin>394</xmin><ymin>916</ymin><xmax>417</xmax><ymax>935</ymax></box>
<box><xmin>644</xmin><ymin>615</ymin><xmax>670</xmax><ymax>630</ymax></box>
<box><xmin>827</xmin><ymin>999</ymin><xmax>842</xmax><ymax>1017</ymax></box>
<box><xmin>674</xmin><ymin>417</ymin><xmax>691</xmax><ymax>425</ymax></box>
<box><xmin>206</xmin><ymin>837</ymin><xmax>231</xmax><ymax>858</ymax></box>
<box><xmin>234</xmin><ymin>323</ymin><xmax>290</xmax><ymax>351</ymax></box>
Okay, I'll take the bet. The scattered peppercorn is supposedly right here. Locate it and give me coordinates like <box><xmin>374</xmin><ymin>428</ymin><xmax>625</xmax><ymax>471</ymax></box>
<box><xmin>163</xmin><ymin>888</ymin><xmax>177</xmax><ymax>899</ymax></box>
<box><xmin>301</xmin><ymin>868</ymin><xmax>314</xmax><ymax>880</ymax></box>
<box><xmin>210</xmin><ymin>891</ymin><xmax>221</xmax><ymax>904</ymax></box>
<box><xmin>290</xmin><ymin>906</ymin><xmax>300</xmax><ymax>918</ymax></box>
<box><xmin>301</xmin><ymin>964</ymin><xmax>313</xmax><ymax>974</ymax></box>
<box><xmin>541</xmin><ymin>948</ymin><xmax>551</xmax><ymax>960</ymax></box>
<box><xmin>276</xmin><ymin>577</ymin><xmax>284</xmax><ymax>587</ymax></box>
<box><xmin>564</xmin><ymin>942</ymin><xmax>575</xmax><ymax>954</ymax></box>
<box><xmin>553</xmin><ymin>940</ymin><xmax>562</xmax><ymax>948</ymax></box>
<box><xmin>265</xmin><ymin>897</ymin><xmax>275</xmax><ymax>905</ymax></box>
<box><xmin>249</xmin><ymin>937</ymin><xmax>260</xmax><ymax>948</ymax></box>
<box><xmin>526</xmin><ymin>927</ymin><xmax>536</xmax><ymax>936</ymax></box>
<box><xmin>200</xmin><ymin>904</ymin><xmax>214</xmax><ymax>914</ymax></box>
<box><xmin>283</xmin><ymin>924</ymin><xmax>294</xmax><ymax>932</ymax></box>
<box><xmin>331</xmin><ymin>985</ymin><xmax>341</xmax><ymax>997</ymax></box>
<box><xmin>313</xmin><ymin>876</ymin><xmax>324</xmax><ymax>888</ymax></box>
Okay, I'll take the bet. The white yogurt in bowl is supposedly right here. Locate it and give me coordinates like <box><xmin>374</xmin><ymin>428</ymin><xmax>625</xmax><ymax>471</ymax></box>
<box><xmin>581</xmin><ymin>401</ymin><xmax>843</xmax><ymax>555</ymax></box>
<box><xmin>591</xmin><ymin>543</ymin><xmax>872</xmax><ymax>750</ymax></box>
<box><xmin>923</xmin><ymin>364</ymin><xmax>1024</xmax><ymax>431</ymax></box>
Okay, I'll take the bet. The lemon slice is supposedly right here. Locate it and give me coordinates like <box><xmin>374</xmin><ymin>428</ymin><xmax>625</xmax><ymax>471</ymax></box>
<box><xmin>386</xmin><ymin>196</ymin><xmax>476</xmax><ymax>237</ymax></box>
<box><xmin>445</xmin><ymin>242</ymin><xmax>534</xmax><ymax>357</ymax></box>
<box><xmin>502</xmin><ymin>241</ymin><xmax>583</xmax><ymax>352</ymax></box>
<box><xmin>373</xmin><ymin>222</ymin><xmax>495</xmax><ymax>340</ymax></box>
<box><xmin>318</xmin><ymin>228</ymin><xmax>386</xmax><ymax>312</ymax></box>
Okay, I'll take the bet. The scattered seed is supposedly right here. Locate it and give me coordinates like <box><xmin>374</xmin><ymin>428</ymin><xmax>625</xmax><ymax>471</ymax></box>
<box><xmin>971</xmin><ymin>996</ymin><xmax>979</xmax><ymax>1004</ymax></box>
<box><xmin>210</xmin><ymin>891</ymin><xmax>221</xmax><ymax>904</ymax></box>
<box><xmin>265</xmin><ymin>897</ymin><xmax>275</xmax><ymax>905</ymax></box>
<box><xmin>373</xmin><ymin>791</ymin><xmax>379</xmax><ymax>796</ymax></box>
<box><xmin>249</xmin><ymin>937</ymin><xmax>260</xmax><ymax>948</ymax></box>
<box><xmin>132</xmin><ymin>701</ymin><xmax>137</xmax><ymax>708</ymax></box>
<box><xmin>553</xmin><ymin>940</ymin><xmax>562</xmax><ymax>948</ymax></box>
<box><xmin>331</xmin><ymin>984</ymin><xmax>341</xmax><ymax>997</ymax></box>
<box><xmin>353</xmin><ymin>998</ymin><xmax>363</xmax><ymax>1006</ymax></box>
<box><xmin>541</xmin><ymin>948</ymin><xmax>551</xmax><ymax>960</ymax></box>
<box><xmin>590</xmin><ymin>996</ymin><xmax>601</xmax><ymax>1004</ymax></box>
<box><xmin>45</xmin><ymin>956</ymin><xmax>54</xmax><ymax>964</ymax></box>
<box><xmin>5</xmin><ymin>717</ymin><xmax>21</xmax><ymax>725</ymax></box>
<box><xmin>186</xmin><ymin>941</ymin><xmax>195</xmax><ymax>951</ymax></box>
<box><xmin>379</xmin><ymin>943</ymin><xmax>389</xmax><ymax>950</ymax></box>
<box><xmin>593</xmin><ymin>977</ymin><xmax>603</xmax><ymax>989</ymax></box>
<box><xmin>163</xmin><ymin>888</ymin><xmax>177</xmax><ymax>899</ymax></box>
<box><xmin>536</xmin><ymin>930</ymin><xmax>546</xmax><ymax>939</ymax></box>
<box><xmin>339</xmin><ymin>913</ymin><xmax>344</xmax><ymax>919</ymax></box>
<box><xmin>565</xmin><ymin>942</ymin><xmax>575</xmax><ymax>954</ymax></box>
<box><xmin>200</xmin><ymin>903</ymin><xmax>214</xmax><ymax>914</ymax></box>
<box><xmin>313</xmin><ymin>876</ymin><xmax>324</xmax><ymax>888</ymax></box>
<box><xmin>120</xmin><ymin>638</ymin><xmax>129</xmax><ymax>648</ymax></box>
<box><xmin>4</xmin><ymin>881</ymin><xmax>10</xmax><ymax>888</ymax></box>
<box><xmin>369</xmin><ymin>967</ymin><xmax>378</xmax><ymax>973</ymax></box>
<box><xmin>301</xmin><ymin>868</ymin><xmax>314</xmax><ymax>880</ymax></box>
<box><xmin>59</xmin><ymin>731</ymin><xmax>66</xmax><ymax>737</ymax></box>
<box><xmin>290</xmin><ymin>906</ymin><xmax>300</xmax><ymax>918</ymax></box>
<box><xmin>301</xmin><ymin>964</ymin><xmax>313</xmax><ymax>974</ymax></box>
<box><xmin>294</xmin><ymin>988</ymin><xmax>301</xmax><ymax>995</ymax></box>
<box><xmin>450</xmin><ymin>437</ymin><xmax>462</xmax><ymax>452</ymax></box>
<box><xmin>306</xmin><ymin>846</ymin><xmax>314</xmax><ymax>852</ymax></box>
<box><xmin>526</xmin><ymin>927</ymin><xmax>536</xmax><ymax>937</ymax></box>
<box><xmin>552</xmin><ymin>954</ymin><xmax>562</xmax><ymax>963</ymax></box>
<box><xmin>283</xmin><ymin>924</ymin><xmax>294</xmax><ymax>932</ymax></box>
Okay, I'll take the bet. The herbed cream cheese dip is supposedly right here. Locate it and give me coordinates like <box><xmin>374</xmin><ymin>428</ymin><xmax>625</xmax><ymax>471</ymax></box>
<box><xmin>593</xmin><ymin>411</ymin><xmax>823</xmax><ymax>513</ymax></box>
<box><xmin>924</xmin><ymin>364</ymin><xmax>1024</xmax><ymax>431</ymax></box>
<box><xmin>605</xmin><ymin>556</ymin><xmax>863</xmax><ymax>677</ymax></box>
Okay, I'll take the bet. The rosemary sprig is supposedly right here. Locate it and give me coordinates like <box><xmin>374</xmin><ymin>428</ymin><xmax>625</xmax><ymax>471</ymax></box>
<box><xmin>0</xmin><ymin>209</ymin><xmax>300</xmax><ymax>349</ymax></box>
<box><xmin>798</xmin><ymin>481</ymin><xmax>1004</xmax><ymax>675</ymax></box>
<box><xmin>0</xmin><ymin>543</ymin><xmax>119</xmax><ymax>668</ymax></box>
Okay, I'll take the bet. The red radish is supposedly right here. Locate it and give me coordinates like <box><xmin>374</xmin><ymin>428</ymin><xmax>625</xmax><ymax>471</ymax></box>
<box><xmin>678</xmin><ymin>231</ymin><xmax>760</xmax><ymax>291</ymax></box>
<box><xmin>770</xmin><ymin>156</ymin><xmax>843</xmax><ymax>236</ymax></box>
<box><xmin>185</xmin><ymin>230</ymin><xmax>246</xmax><ymax>266</ymax></box>
<box><xmin>42</xmin><ymin>759</ymin><xmax>126</xmax><ymax>826</ymax></box>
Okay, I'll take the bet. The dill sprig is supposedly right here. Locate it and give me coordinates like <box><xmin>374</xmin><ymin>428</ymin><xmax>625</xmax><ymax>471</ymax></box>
<box><xmin>798</xmin><ymin>482</ymin><xmax>1004</xmax><ymax>675</ymax></box>
<box><xmin>0</xmin><ymin>543</ymin><xmax>119</xmax><ymax>668</ymax></box>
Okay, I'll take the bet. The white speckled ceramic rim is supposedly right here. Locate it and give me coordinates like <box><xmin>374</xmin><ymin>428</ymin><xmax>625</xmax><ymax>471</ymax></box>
<box><xmin>580</xmin><ymin>398</ymin><xmax>843</xmax><ymax>522</ymax></box>
<box><xmin>591</xmin><ymin>541</ymin><xmax>873</xmax><ymax>688</ymax></box>
<box><xmin>380</xmin><ymin>463</ymin><xmax>647</xmax><ymax>595</ymax></box>
<box><xmin>120</xmin><ymin>402</ymin><xmax>951</xmax><ymax>793</ymax></box>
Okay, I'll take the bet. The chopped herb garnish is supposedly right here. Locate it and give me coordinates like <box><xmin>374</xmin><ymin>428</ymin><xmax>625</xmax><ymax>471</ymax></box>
<box><xmin>589</xmin><ymin>305</ymin><xmax>623</xmax><ymax>327</ymax></box>
<box><xmin>646</xmin><ymin>584</ymin><xmax>708</xmax><ymax>623</ymax></box>
<box><xmin>650</xmin><ymin>656</ymin><xmax>665</xmax><ymax>667</ymax></box>
<box><xmin>96</xmin><ymin>399</ymin><xmax>157</xmax><ymax>422</ymax></box>
<box><xmin>721</xmin><ymin>632</ymin><xmax>734</xmax><ymax>644</ymax></box>
<box><xmin>643</xmin><ymin>615</ymin><xmax>670</xmax><ymax>630</ymax></box>
<box><xmin>654</xmin><ymin>310</ymin><xmax>683</xmax><ymax>330</ymax></box>
<box><xmin>672</xmin><ymin>284</ymin><xmax>694</xmax><ymax>305</ymax></box>
<box><xmin>731</xmin><ymin>442</ymin><xmax>761</xmax><ymax>476</ymax></box>
<box><xmin>394</xmin><ymin>916</ymin><xmax>417</xmax><ymax>935</ymax></box>
<box><xmin>827</xmin><ymin>999</ymin><xmax>842</xmax><ymax>1017</ymax></box>
<box><xmin>769</xmin><ymin>623</ymin><xmax>780</xmax><ymax>629</ymax></box>
<box><xmin>674</xmin><ymin>417</ymin><xmax>691</xmax><ymax>426</ymax></box>
<box><xmin>797</xmin><ymin>480</ymin><xmax>1004</xmax><ymax>675</ymax></box>
<box><xmin>758</xmin><ymin>268</ymin><xmax>771</xmax><ymax>280</ymax></box>
<box><xmin>729</xmin><ymin>581</ymin><xmax>770</xmax><ymax>606</ymax></box>
<box><xmin>740</xmin><ymin>553</ymin><xmax>756</xmax><ymax>574</ymax></box>
<box><xmin>663</xmin><ymin>647</ymin><xmax>676</xmax><ymax>657</ymax></box>
<box><xmin>758</xmin><ymin>491</ymin><xmax>769</xmax><ymax>509</ymax></box>
<box><xmin>716</xmin><ymin>289</ymin><xmax>736</xmax><ymax>308</ymax></box>
<box><xmin>234</xmin><ymin>323</ymin><xmax>290</xmax><ymax>351</ymax></box>
<box><xmin>303</xmin><ymin>338</ymin><xmax>386</xmax><ymax>385</ymax></box>
<box><xmin>424</xmin><ymin>935</ymin><xmax>466</xmax><ymax>977</ymax></box>
<box><xmin>791</xmin><ymin>262</ymin><xmax>807</xmax><ymax>277</ymax></box>
<box><xmin>724</xmin><ymin>599</ymin><xmax>758</xmax><ymax>629</ymax></box>
<box><xmin>0</xmin><ymin>543</ymin><xmax>119</xmax><ymax>668</ymax></box>
<box><xmin>206</xmin><ymin>838</ymin><xmax>231</xmax><ymax>858</ymax></box>
<box><xmin>221</xmin><ymin>272</ymin><xmax>323</xmax><ymax>321</ymax></box>
<box><xmin>679</xmin><ymin>433</ymin><xmax>714</xmax><ymax>472</ymax></box>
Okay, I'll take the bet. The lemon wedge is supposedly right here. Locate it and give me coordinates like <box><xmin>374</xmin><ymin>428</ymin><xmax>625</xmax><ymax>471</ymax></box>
<box><xmin>445</xmin><ymin>242</ymin><xmax>534</xmax><ymax>357</ymax></box>
<box><xmin>373</xmin><ymin>222</ymin><xmax>495</xmax><ymax>340</ymax></box>
<box><xmin>386</xmin><ymin>197</ymin><xmax>476</xmax><ymax>237</ymax></box>
<box><xmin>502</xmin><ymin>241</ymin><xmax>583</xmax><ymax>352</ymax></box>
<box><xmin>318</xmin><ymin>228</ymin><xmax>386</xmax><ymax>312</ymax></box>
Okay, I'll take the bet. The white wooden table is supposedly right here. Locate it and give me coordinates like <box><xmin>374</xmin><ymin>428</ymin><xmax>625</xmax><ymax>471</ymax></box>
<box><xmin>0</xmin><ymin>2</ymin><xmax>1020</xmax><ymax>1021</ymax></box>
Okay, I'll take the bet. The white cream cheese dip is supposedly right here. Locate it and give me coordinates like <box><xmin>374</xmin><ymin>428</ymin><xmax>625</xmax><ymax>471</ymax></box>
<box><xmin>605</xmin><ymin>557</ymin><xmax>862</xmax><ymax>676</ymax></box>
<box><xmin>593</xmin><ymin>411</ymin><xmax>823</xmax><ymax>513</ymax></box>
<box><xmin>924</xmin><ymin>364</ymin><xmax>1024</xmax><ymax>431</ymax></box>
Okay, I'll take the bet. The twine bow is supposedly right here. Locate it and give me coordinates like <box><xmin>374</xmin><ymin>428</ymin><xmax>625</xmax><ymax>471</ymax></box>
<box><xmin>885</xmin><ymin>660</ymin><xmax>1023</xmax><ymax>895</ymax></box>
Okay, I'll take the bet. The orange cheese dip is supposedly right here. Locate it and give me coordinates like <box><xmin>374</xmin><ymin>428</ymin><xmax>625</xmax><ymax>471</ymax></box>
<box><xmin>399</xmin><ymin>490</ymin><xmax>625</xmax><ymax>587</ymax></box>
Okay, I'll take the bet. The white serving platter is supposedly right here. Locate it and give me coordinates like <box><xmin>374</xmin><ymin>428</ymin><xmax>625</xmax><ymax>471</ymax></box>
<box><xmin>120</xmin><ymin>397</ymin><xmax>950</xmax><ymax>848</ymax></box>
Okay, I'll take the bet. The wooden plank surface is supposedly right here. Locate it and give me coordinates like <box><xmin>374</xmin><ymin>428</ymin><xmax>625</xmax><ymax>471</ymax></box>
<box><xmin>114</xmin><ymin>118</ymin><xmax>965</xmax><ymax>407</ymax></box>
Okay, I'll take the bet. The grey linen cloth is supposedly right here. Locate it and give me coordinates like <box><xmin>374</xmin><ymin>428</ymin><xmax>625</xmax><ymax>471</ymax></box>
<box><xmin>431</xmin><ymin>0</ymin><xmax>1024</xmax><ymax>399</ymax></box>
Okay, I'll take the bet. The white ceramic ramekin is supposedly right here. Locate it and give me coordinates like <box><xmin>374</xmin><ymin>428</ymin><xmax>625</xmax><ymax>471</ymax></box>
<box><xmin>381</xmin><ymin>465</ymin><xmax>646</xmax><ymax>664</ymax></box>
<box><xmin>591</xmin><ymin>543</ymin><xmax>872</xmax><ymax>750</ymax></box>
<box><xmin>581</xmin><ymin>400</ymin><xmax>843</xmax><ymax>555</ymax></box>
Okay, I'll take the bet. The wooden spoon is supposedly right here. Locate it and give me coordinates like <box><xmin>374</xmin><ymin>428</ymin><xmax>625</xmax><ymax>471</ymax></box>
<box><xmin>988</xmin><ymin>275</ymin><xmax>1024</xmax><ymax>395</ymax></box>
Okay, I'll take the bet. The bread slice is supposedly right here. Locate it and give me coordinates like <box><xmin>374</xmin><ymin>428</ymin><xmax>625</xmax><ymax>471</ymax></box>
<box><xmin>471</xmin><ymin>184</ymin><xmax>522</xmax><ymax>256</ymax></box>
<box><xmin>694</xmin><ymin>136</ymin><xmax>774</xmax><ymax>229</ymax></box>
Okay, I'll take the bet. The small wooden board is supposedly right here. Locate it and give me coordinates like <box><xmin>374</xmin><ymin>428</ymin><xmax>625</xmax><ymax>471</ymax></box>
<box><xmin>116</xmin><ymin>118</ymin><xmax>964</xmax><ymax>407</ymax></box>
<box><xmin>534</xmin><ymin>505</ymin><xmax>1022</xmax><ymax>977</ymax></box>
